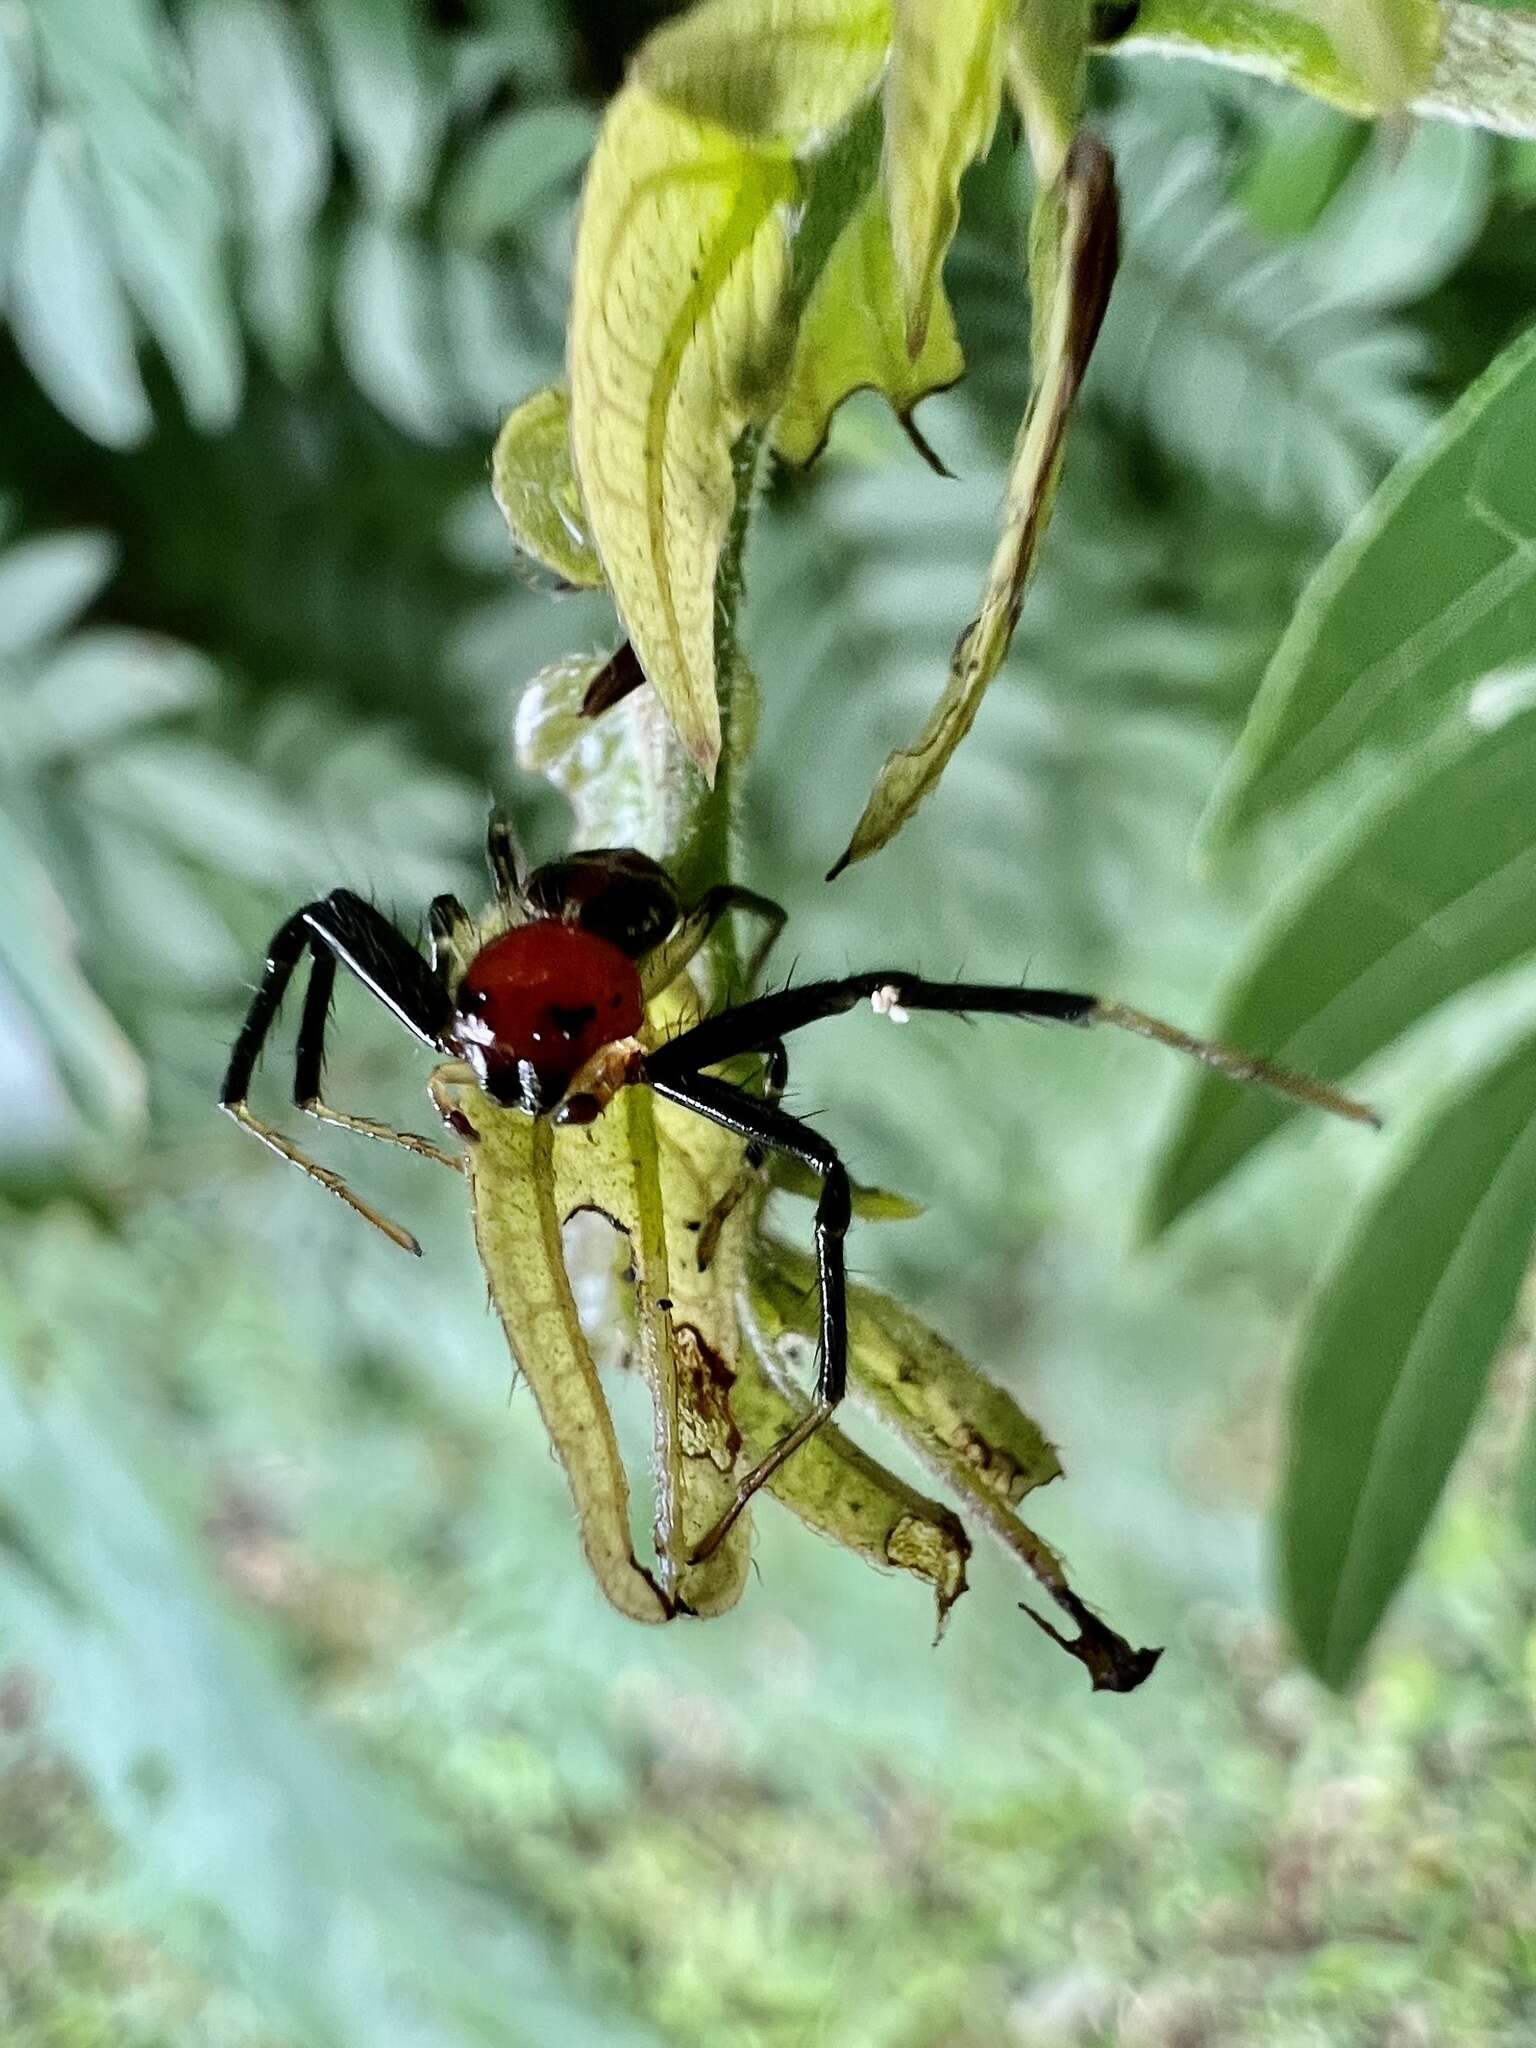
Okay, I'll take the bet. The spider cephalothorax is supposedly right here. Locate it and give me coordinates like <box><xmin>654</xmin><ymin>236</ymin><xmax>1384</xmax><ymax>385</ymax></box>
<box><xmin>222</xmin><ymin>810</ymin><xmax>1376</xmax><ymax>1575</ymax></box>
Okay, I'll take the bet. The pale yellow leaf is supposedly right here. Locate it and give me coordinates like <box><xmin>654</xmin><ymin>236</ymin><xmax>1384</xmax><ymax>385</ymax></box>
<box><xmin>884</xmin><ymin>0</ymin><xmax>1010</xmax><ymax>354</ymax></box>
<box><xmin>635</xmin><ymin>0</ymin><xmax>893</xmax><ymax>143</ymax></box>
<box><xmin>772</xmin><ymin>187</ymin><xmax>963</xmax><ymax>468</ymax></box>
<box><xmin>569</xmin><ymin>86</ymin><xmax>797</xmax><ymax>777</ymax></box>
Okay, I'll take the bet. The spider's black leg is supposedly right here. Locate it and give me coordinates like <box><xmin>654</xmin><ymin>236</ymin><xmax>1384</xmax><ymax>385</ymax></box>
<box><xmin>293</xmin><ymin>946</ymin><xmax>462</xmax><ymax>1174</ymax></box>
<box><xmin>486</xmin><ymin>808</ymin><xmax>524</xmax><ymax>904</ymax></box>
<box><xmin>646</xmin><ymin>1069</ymin><xmax>850</xmax><ymax>1561</ymax></box>
<box><xmin>648</xmin><ymin>973</ymin><xmax>1379</xmax><ymax>1128</ymax></box>
<box><xmin>220</xmin><ymin>892</ymin><xmax>452</xmax><ymax>1254</ymax></box>
<box><xmin>693</xmin><ymin>1040</ymin><xmax>788</xmax><ymax>1272</ymax></box>
<box><xmin>427</xmin><ymin>892</ymin><xmax>473</xmax><ymax>990</ymax></box>
<box><xmin>639</xmin><ymin>886</ymin><xmax>788</xmax><ymax>1003</ymax></box>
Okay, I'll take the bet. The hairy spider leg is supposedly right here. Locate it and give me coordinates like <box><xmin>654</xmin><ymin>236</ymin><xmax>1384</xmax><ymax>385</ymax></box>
<box><xmin>648</xmin><ymin>973</ymin><xmax>1380</xmax><ymax>1130</ymax></box>
<box><xmin>693</xmin><ymin>1039</ymin><xmax>789</xmax><ymax>1272</ymax></box>
<box><xmin>485</xmin><ymin>808</ymin><xmax>525</xmax><ymax>903</ymax></box>
<box><xmin>221</xmin><ymin>890</ymin><xmax>454</xmax><ymax>1254</ymax></box>
<box><xmin>644</xmin><ymin>968</ymin><xmax>1380</xmax><ymax>1555</ymax></box>
<box><xmin>639</xmin><ymin>885</ymin><xmax>788</xmax><ymax>1003</ymax></box>
<box><xmin>294</xmin><ymin>948</ymin><xmax>463</xmax><ymax>1171</ymax></box>
<box><xmin>427</xmin><ymin>892</ymin><xmax>475</xmax><ymax>986</ymax></box>
<box><xmin>647</xmin><ymin>1070</ymin><xmax>850</xmax><ymax>1563</ymax></box>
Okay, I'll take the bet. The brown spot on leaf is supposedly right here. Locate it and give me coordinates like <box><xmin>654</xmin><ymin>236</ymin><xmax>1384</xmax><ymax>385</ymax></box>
<box><xmin>674</xmin><ymin>1324</ymin><xmax>741</xmax><ymax>1471</ymax></box>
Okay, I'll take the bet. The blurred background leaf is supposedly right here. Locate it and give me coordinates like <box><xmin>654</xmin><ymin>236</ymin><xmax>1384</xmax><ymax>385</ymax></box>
<box><xmin>2</xmin><ymin>3</ymin><xmax>1536</xmax><ymax>2043</ymax></box>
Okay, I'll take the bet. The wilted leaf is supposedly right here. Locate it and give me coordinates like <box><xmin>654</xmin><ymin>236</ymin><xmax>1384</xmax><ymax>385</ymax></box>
<box><xmin>1146</xmin><ymin>684</ymin><xmax>1536</xmax><ymax>1235</ymax></box>
<box><xmin>431</xmin><ymin>1070</ymin><xmax>674</xmax><ymax>1625</ymax></box>
<box><xmin>737</xmin><ymin>1270</ymin><xmax>971</xmax><ymax>1631</ymax></box>
<box><xmin>1282</xmin><ymin>1019</ymin><xmax>1536</xmax><ymax>1690</ymax></box>
<box><xmin>568</xmin><ymin>86</ymin><xmax>797</xmax><ymax>775</ymax></box>
<box><xmin>773</xmin><ymin>187</ymin><xmax>963</xmax><ymax>468</ymax></box>
<box><xmin>491</xmin><ymin>386</ymin><xmax>605</xmax><ymax>589</ymax></box>
<box><xmin>884</xmin><ymin>0</ymin><xmax>1009</xmax><ymax>354</ymax></box>
<box><xmin>831</xmin><ymin>132</ymin><xmax>1118</xmax><ymax>875</ymax></box>
<box><xmin>1209</xmin><ymin>318</ymin><xmax>1536</xmax><ymax>841</ymax></box>
<box><xmin>634</xmin><ymin>0</ymin><xmax>891</xmax><ymax>142</ymax></box>
<box><xmin>750</xmin><ymin>1239</ymin><xmax>1160</xmax><ymax>1690</ymax></box>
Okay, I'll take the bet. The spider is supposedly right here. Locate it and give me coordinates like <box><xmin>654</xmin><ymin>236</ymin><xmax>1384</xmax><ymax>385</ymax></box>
<box><xmin>222</xmin><ymin>815</ymin><xmax>1378</xmax><ymax>1563</ymax></box>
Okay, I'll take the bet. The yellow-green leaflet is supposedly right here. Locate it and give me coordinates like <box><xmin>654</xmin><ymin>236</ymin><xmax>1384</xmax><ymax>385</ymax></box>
<box><xmin>429</xmin><ymin>1065</ymin><xmax>673</xmax><ymax>1624</ymax></box>
<box><xmin>1121</xmin><ymin>0</ymin><xmax>1443</xmax><ymax>117</ymax></box>
<box><xmin>1011</xmin><ymin>0</ymin><xmax>1092</xmax><ymax>180</ymax></box>
<box><xmin>432</xmin><ymin>1032</ymin><xmax>755</xmax><ymax>1621</ymax></box>
<box><xmin>884</xmin><ymin>0</ymin><xmax>1010</xmax><ymax>355</ymax></box>
<box><xmin>773</xmin><ymin>187</ymin><xmax>963</xmax><ymax>469</ymax></box>
<box><xmin>490</xmin><ymin>386</ymin><xmax>604</xmax><ymax>590</ymax></box>
<box><xmin>737</xmin><ymin>1265</ymin><xmax>971</xmax><ymax>1629</ymax></box>
<box><xmin>830</xmin><ymin>132</ymin><xmax>1118</xmax><ymax>876</ymax></box>
<box><xmin>556</xmin><ymin>1076</ymin><xmax>755</xmax><ymax>1618</ymax></box>
<box><xmin>634</xmin><ymin>0</ymin><xmax>892</xmax><ymax>143</ymax></box>
<box><xmin>568</xmin><ymin>85</ymin><xmax>796</xmax><ymax>779</ymax></box>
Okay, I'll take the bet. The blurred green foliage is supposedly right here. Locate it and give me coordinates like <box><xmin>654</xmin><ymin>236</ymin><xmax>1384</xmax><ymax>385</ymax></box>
<box><xmin>2</xmin><ymin>2</ymin><xmax>1536</xmax><ymax>2043</ymax></box>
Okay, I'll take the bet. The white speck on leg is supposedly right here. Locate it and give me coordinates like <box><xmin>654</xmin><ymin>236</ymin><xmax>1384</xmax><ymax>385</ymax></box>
<box><xmin>871</xmin><ymin>984</ymin><xmax>909</xmax><ymax>1025</ymax></box>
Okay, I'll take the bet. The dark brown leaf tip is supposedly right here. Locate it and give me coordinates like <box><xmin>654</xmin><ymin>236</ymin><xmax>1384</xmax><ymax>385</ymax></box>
<box><xmin>1020</xmin><ymin>1589</ymin><xmax>1162</xmax><ymax>1693</ymax></box>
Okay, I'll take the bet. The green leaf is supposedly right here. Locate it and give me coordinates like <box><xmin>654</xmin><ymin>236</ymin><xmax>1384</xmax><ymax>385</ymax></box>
<box><xmin>442</xmin><ymin>102</ymin><xmax>597</xmax><ymax>244</ymax></box>
<box><xmin>0</xmin><ymin>1269</ymin><xmax>661</xmax><ymax>2048</ymax></box>
<box><xmin>772</xmin><ymin>187</ymin><xmax>963</xmax><ymax>468</ymax></box>
<box><xmin>1114</xmin><ymin>0</ymin><xmax>1443</xmax><ymax>117</ymax></box>
<box><xmin>0</xmin><ymin>811</ymin><xmax>145</xmax><ymax>1134</ymax></box>
<box><xmin>1145</xmin><ymin>685</ymin><xmax>1536</xmax><ymax>1233</ymax></box>
<box><xmin>1300</xmin><ymin>118</ymin><xmax>1488</xmax><ymax>308</ymax></box>
<box><xmin>1209</xmin><ymin>319</ymin><xmax>1536</xmax><ymax>842</ymax></box>
<box><xmin>10</xmin><ymin>127</ymin><xmax>152</xmax><ymax>449</ymax></box>
<box><xmin>1093</xmin><ymin>109</ymin><xmax>1430</xmax><ymax>527</ymax></box>
<box><xmin>20</xmin><ymin>630</ymin><xmax>217</xmax><ymax>765</ymax></box>
<box><xmin>0</xmin><ymin>531</ymin><xmax>116</xmax><ymax>655</ymax></box>
<box><xmin>830</xmin><ymin>132</ymin><xmax>1117</xmax><ymax>875</ymax></box>
<box><xmin>1010</xmin><ymin>0</ymin><xmax>1092</xmax><ymax>180</ymax></box>
<box><xmin>633</xmin><ymin>0</ymin><xmax>892</xmax><ymax>143</ymax></box>
<box><xmin>185</xmin><ymin>0</ymin><xmax>330</xmax><ymax>377</ymax></box>
<box><xmin>336</xmin><ymin>217</ymin><xmax>458</xmax><ymax>442</ymax></box>
<box><xmin>884</xmin><ymin>0</ymin><xmax>1010</xmax><ymax>353</ymax></box>
<box><xmin>90</xmin><ymin>117</ymin><xmax>244</xmax><ymax>433</ymax></box>
<box><xmin>490</xmin><ymin>385</ymin><xmax>605</xmax><ymax>589</ymax></box>
<box><xmin>313</xmin><ymin>0</ymin><xmax>446</xmax><ymax>216</ymax></box>
<box><xmin>568</xmin><ymin>86</ymin><xmax>796</xmax><ymax>776</ymax></box>
<box><xmin>1282</xmin><ymin>1018</ymin><xmax>1536</xmax><ymax>1690</ymax></box>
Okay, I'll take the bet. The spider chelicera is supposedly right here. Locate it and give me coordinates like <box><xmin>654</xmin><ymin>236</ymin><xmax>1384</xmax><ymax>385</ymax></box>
<box><xmin>222</xmin><ymin>815</ymin><xmax>1378</xmax><ymax>1562</ymax></box>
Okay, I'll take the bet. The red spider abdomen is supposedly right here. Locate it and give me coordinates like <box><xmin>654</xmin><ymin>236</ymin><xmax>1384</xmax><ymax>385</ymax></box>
<box><xmin>452</xmin><ymin>919</ymin><xmax>644</xmax><ymax>1108</ymax></box>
